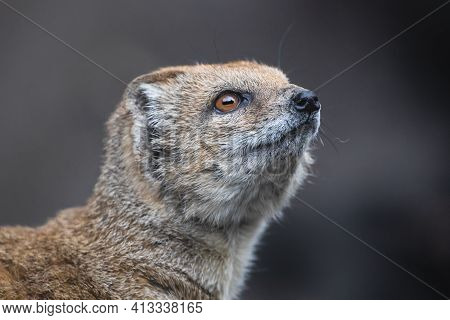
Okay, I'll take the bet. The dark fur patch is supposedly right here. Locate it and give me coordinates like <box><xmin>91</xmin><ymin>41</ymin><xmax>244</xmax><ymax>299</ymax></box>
<box><xmin>148</xmin><ymin>144</ymin><xmax>174</xmax><ymax>181</ymax></box>
<box><xmin>147</xmin><ymin>125</ymin><xmax>160</xmax><ymax>141</ymax></box>
<box><xmin>135</xmin><ymin>89</ymin><xmax>150</xmax><ymax>108</ymax></box>
<box><xmin>149</xmin><ymin>144</ymin><xmax>162</xmax><ymax>179</ymax></box>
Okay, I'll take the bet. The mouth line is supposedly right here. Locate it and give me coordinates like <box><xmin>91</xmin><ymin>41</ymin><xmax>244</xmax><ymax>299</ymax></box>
<box><xmin>242</xmin><ymin>113</ymin><xmax>320</xmax><ymax>154</ymax></box>
<box><xmin>251</xmin><ymin>114</ymin><xmax>318</xmax><ymax>150</ymax></box>
<box><xmin>249</xmin><ymin>125</ymin><xmax>303</xmax><ymax>152</ymax></box>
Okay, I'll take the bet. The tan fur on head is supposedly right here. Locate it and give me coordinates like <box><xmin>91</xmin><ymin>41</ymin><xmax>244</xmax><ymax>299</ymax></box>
<box><xmin>0</xmin><ymin>61</ymin><xmax>320</xmax><ymax>299</ymax></box>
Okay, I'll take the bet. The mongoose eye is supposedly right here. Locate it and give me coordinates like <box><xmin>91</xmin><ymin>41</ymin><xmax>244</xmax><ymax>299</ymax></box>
<box><xmin>214</xmin><ymin>92</ymin><xmax>241</xmax><ymax>113</ymax></box>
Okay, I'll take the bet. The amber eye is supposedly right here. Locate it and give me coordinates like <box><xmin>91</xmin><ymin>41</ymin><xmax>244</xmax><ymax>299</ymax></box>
<box><xmin>214</xmin><ymin>92</ymin><xmax>241</xmax><ymax>113</ymax></box>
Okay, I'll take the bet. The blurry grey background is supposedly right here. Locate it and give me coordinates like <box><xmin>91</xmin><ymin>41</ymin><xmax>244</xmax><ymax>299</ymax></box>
<box><xmin>0</xmin><ymin>0</ymin><xmax>449</xmax><ymax>299</ymax></box>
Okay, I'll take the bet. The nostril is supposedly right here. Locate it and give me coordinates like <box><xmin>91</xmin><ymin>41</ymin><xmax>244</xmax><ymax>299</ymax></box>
<box><xmin>296</xmin><ymin>98</ymin><xmax>308</xmax><ymax>108</ymax></box>
<box><xmin>292</xmin><ymin>90</ymin><xmax>320</xmax><ymax>113</ymax></box>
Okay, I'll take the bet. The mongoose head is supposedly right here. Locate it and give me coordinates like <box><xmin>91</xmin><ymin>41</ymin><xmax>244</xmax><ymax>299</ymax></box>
<box><xmin>105</xmin><ymin>61</ymin><xmax>320</xmax><ymax>226</ymax></box>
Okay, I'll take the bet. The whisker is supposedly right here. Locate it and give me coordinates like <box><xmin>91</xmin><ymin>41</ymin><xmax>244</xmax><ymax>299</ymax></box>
<box><xmin>319</xmin><ymin>127</ymin><xmax>340</xmax><ymax>154</ymax></box>
<box><xmin>212</xmin><ymin>28</ymin><xmax>220</xmax><ymax>62</ymax></box>
<box><xmin>321</xmin><ymin>119</ymin><xmax>349</xmax><ymax>144</ymax></box>
<box><xmin>277</xmin><ymin>22</ymin><xmax>295</xmax><ymax>69</ymax></box>
<box><xmin>318</xmin><ymin>135</ymin><xmax>325</xmax><ymax>147</ymax></box>
<box><xmin>335</xmin><ymin>137</ymin><xmax>350</xmax><ymax>143</ymax></box>
<box><xmin>285</xmin><ymin>67</ymin><xmax>299</xmax><ymax>77</ymax></box>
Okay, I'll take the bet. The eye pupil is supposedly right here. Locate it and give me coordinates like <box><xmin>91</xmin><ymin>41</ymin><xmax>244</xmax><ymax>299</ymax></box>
<box><xmin>222</xmin><ymin>96</ymin><xmax>235</xmax><ymax>105</ymax></box>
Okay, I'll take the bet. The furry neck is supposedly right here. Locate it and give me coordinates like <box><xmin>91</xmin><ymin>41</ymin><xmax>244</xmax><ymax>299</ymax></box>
<box><xmin>88</xmin><ymin>175</ymin><xmax>270</xmax><ymax>298</ymax></box>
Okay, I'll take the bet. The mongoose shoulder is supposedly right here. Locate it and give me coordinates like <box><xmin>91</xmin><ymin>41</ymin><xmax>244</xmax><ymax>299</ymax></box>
<box><xmin>0</xmin><ymin>61</ymin><xmax>321</xmax><ymax>299</ymax></box>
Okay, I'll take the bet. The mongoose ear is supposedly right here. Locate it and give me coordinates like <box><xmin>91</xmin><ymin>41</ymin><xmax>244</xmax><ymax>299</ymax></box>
<box><xmin>124</xmin><ymin>82</ymin><xmax>164</xmax><ymax>157</ymax></box>
<box><xmin>129</xmin><ymin>69</ymin><xmax>184</xmax><ymax>111</ymax></box>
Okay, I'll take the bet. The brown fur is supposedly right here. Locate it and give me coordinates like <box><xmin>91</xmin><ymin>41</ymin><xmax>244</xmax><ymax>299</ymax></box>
<box><xmin>0</xmin><ymin>61</ymin><xmax>319</xmax><ymax>299</ymax></box>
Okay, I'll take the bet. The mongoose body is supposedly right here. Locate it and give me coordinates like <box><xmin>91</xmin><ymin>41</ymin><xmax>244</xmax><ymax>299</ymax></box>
<box><xmin>0</xmin><ymin>61</ymin><xmax>320</xmax><ymax>299</ymax></box>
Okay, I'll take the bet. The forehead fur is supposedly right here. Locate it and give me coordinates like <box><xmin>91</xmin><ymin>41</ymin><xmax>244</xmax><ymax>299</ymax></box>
<box><xmin>131</xmin><ymin>61</ymin><xmax>289</xmax><ymax>89</ymax></box>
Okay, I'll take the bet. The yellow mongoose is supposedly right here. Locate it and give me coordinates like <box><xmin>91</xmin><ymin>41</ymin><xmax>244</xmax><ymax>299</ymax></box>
<box><xmin>0</xmin><ymin>61</ymin><xmax>321</xmax><ymax>299</ymax></box>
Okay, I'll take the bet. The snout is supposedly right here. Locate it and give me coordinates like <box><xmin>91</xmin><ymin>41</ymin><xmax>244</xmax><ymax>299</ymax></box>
<box><xmin>291</xmin><ymin>89</ymin><xmax>321</xmax><ymax>114</ymax></box>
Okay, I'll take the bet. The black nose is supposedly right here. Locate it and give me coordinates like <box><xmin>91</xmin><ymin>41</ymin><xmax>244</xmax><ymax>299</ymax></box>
<box><xmin>292</xmin><ymin>90</ymin><xmax>321</xmax><ymax>113</ymax></box>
